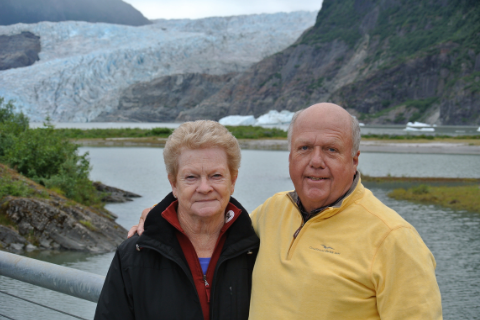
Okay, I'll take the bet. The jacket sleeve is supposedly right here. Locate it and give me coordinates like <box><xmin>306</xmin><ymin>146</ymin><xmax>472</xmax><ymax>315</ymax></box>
<box><xmin>94</xmin><ymin>249</ymin><xmax>135</xmax><ymax>320</ymax></box>
<box><xmin>371</xmin><ymin>226</ymin><xmax>443</xmax><ymax>319</ymax></box>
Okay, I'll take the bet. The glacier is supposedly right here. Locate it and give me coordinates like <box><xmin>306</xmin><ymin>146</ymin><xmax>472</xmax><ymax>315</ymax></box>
<box><xmin>0</xmin><ymin>11</ymin><xmax>317</xmax><ymax>122</ymax></box>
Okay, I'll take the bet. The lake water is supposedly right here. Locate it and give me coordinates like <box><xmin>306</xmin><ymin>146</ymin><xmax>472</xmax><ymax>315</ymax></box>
<box><xmin>1</xmin><ymin>148</ymin><xmax>479</xmax><ymax>319</ymax></box>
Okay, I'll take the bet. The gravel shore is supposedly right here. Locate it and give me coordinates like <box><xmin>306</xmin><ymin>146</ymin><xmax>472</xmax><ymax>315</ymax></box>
<box><xmin>77</xmin><ymin>138</ymin><xmax>480</xmax><ymax>155</ymax></box>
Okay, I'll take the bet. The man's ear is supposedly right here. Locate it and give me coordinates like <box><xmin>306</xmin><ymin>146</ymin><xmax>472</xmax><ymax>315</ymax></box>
<box><xmin>353</xmin><ymin>150</ymin><xmax>360</xmax><ymax>169</ymax></box>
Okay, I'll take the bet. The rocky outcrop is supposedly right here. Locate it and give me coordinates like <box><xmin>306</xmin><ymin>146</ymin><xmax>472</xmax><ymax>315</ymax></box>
<box><xmin>0</xmin><ymin>164</ymin><xmax>128</xmax><ymax>254</ymax></box>
<box><xmin>95</xmin><ymin>73</ymin><xmax>238</xmax><ymax>122</ymax></box>
<box><xmin>0</xmin><ymin>196</ymin><xmax>126</xmax><ymax>253</ymax></box>
<box><xmin>0</xmin><ymin>0</ymin><xmax>150</xmax><ymax>26</ymax></box>
<box><xmin>177</xmin><ymin>0</ymin><xmax>480</xmax><ymax>125</ymax></box>
<box><xmin>0</xmin><ymin>32</ymin><xmax>40</xmax><ymax>70</ymax></box>
<box><xmin>93</xmin><ymin>182</ymin><xmax>141</xmax><ymax>203</ymax></box>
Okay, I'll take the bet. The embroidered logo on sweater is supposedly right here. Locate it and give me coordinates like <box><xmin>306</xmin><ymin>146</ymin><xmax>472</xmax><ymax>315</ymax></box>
<box><xmin>309</xmin><ymin>245</ymin><xmax>340</xmax><ymax>255</ymax></box>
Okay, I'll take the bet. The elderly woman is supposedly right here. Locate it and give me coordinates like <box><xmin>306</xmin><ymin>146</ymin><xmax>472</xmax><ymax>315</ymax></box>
<box><xmin>94</xmin><ymin>121</ymin><xmax>259</xmax><ymax>320</ymax></box>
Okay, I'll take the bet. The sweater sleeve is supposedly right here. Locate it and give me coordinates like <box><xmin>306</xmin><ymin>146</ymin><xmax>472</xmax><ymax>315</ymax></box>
<box><xmin>371</xmin><ymin>226</ymin><xmax>443</xmax><ymax>320</ymax></box>
<box><xmin>94</xmin><ymin>249</ymin><xmax>135</xmax><ymax>320</ymax></box>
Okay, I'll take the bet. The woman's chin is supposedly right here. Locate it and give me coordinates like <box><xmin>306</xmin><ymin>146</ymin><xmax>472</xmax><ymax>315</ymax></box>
<box><xmin>190</xmin><ymin>203</ymin><xmax>223</xmax><ymax>219</ymax></box>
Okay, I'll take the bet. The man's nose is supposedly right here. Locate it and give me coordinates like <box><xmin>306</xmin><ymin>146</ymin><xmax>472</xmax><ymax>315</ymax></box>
<box><xmin>197</xmin><ymin>176</ymin><xmax>213</xmax><ymax>193</ymax></box>
<box><xmin>309</xmin><ymin>147</ymin><xmax>325</xmax><ymax>168</ymax></box>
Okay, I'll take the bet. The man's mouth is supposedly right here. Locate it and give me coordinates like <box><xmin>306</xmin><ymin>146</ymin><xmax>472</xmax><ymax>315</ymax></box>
<box><xmin>307</xmin><ymin>176</ymin><xmax>327</xmax><ymax>181</ymax></box>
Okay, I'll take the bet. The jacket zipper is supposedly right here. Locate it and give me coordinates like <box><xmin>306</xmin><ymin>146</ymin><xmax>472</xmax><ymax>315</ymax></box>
<box><xmin>293</xmin><ymin>220</ymin><xmax>305</xmax><ymax>239</ymax></box>
<box><xmin>210</xmin><ymin>244</ymin><xmax>258</xmax><ymax>320</ymax></box>
<box><xmin>203</xmin><ymin>274</ymin><xmax>211</xmax><ymax>303</ymax></box>
<box><xmin>137</xmin><ymin>244</ymin><xmax>199</xmax><ymax>296</ymax></box>
<box><xmin>287</xmin><ymin>216</ymin><xmax>306</xmax><ymax>260</ymax></box>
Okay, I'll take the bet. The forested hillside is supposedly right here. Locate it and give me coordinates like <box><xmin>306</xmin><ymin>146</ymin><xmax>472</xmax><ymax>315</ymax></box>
<box><xmin>180</xmin><ymin>0</ymin><xmax>480</xmax><ymax>125</ymax></box>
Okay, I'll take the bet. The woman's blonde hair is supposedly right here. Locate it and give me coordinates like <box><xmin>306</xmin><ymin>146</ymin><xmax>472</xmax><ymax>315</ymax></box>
<box><xmin>163</xmin><ymin>120</ymin><xmax>241</xmax><ymax>181</ymax></box>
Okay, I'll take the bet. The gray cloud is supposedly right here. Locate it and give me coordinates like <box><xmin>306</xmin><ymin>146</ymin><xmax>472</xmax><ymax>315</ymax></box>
<box><xmin>124</xmin><ymin>0</ymin><xmax>322</xmax><ymax>19</ymax></box>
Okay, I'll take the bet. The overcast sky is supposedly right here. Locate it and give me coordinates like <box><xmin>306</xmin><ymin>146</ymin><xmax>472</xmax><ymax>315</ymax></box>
<box><xmin>123</xmin><ymin>0</ymin><xmax>323</xmax><ymax>20</ymax></box>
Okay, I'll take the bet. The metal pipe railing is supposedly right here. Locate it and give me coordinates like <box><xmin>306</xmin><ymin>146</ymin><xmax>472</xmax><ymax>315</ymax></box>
<box><xmin>0</xmin><ymin>250</ymin><xmax>105</xmax><ymax>303</ymax></box>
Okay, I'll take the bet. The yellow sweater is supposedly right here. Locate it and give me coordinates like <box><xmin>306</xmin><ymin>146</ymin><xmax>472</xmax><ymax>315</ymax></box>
<box><xmin>249</xmin><ymin>181</ymin><xmax>442</xmax><ymax>320</ymax></box>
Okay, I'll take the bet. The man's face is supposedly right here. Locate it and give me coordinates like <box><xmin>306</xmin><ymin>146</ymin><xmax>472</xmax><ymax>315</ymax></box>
<box><xmin>288</xmin><ymin>106</ymin><xmax>359</xmax><ymax>212</ymax></box>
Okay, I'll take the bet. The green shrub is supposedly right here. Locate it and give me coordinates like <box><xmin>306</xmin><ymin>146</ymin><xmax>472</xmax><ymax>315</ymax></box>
<box><xmin>0</xmin><ymin>98</ymin><xmax>29</xmax><ymax>158</ymax></box>
<box><xmin>411</xmin><ymin>184</ymin><xmax>430</xmax><ymax>195</ymax></box>
<box><xmin>0</xmin><ymin>98</ymin><xmax>102</xmax><ymax>207</ymax></box>
<box><xmin>79</xmin><ymin>220</ymin><xmax>97</xmax><ymax>231</ymax></box>
<box><xmin>225</xmin><ymin>126</ymin><xmax>287</xmax><ymax>139</ymax></box>
<box><xmin>0</xmin><ymin>174</ymin><xmax>34</xmax><ymax>198</ymax></box>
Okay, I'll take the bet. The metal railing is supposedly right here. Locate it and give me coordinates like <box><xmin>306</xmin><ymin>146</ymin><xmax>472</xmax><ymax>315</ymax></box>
<box><xmin>0</xmin><ymin>250</ymin><xmax>105</xmax><ymax>303</ymax></box>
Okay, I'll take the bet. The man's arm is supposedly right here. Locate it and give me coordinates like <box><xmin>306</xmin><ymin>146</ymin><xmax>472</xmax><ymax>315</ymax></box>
<box><xmin>127</xmin><ymin>207</ymin><xmax>153</xmax><ymax>238</ymax></box>
<box><xmin>372</xmin><ymin>226</ymin><xmax>442</xmax><ymax>319</ymax></box>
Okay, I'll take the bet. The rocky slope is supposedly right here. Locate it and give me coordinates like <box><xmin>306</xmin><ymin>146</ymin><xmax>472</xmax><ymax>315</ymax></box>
<box><xmin>95</xmin><ymin>73</ymin><xmax>238</xmax><ymax>122</ymax></box>
<box><xmin>0</xmin><ymin>32</ymin><xmax>41</xmax><ymax>70</ymax></box>
<box><xmin>180</xmin><ymin>0</ymin><xmax>480</xmax><ymax>125</ymax></box>
<box><xmin>0</xmin><ymin>164</ymin><xmax>128</xmax><ymax>254</ymax></box>
<box><xmin>0</xmin><ymin>12</ymin><xmax>317</xmax><ymax>122</ymax></box>
<box><xmin>0</xmin><ymin>0</ymin><xmax>150</xmax><ymax>26</ymax></box>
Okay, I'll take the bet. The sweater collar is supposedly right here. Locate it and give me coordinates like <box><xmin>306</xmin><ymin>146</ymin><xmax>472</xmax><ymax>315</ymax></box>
<box><xmin>288</xmin><ymin>172</ymin><xmax>361</xmax><ymax>221</ymax></box>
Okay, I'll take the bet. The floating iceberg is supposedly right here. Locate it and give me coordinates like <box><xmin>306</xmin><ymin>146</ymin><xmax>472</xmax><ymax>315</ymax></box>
<box><xmin>404</xmin><ymin>127</ymin><xmax>435</xmax><ymax>132</ymax></box>
<box><xmin>218</xmin><ymin>110</ymin><xmax>295</xmax><ymax>126</ymax></box>
<box><xmin>255</xmin><ymin>110</ymin><xmax>295</xmax><ymax>125</ymax></box>
<box><xmin>219</xmin><ymin>115</ymin><xmax>256</xmax><ymax>126</ymax></box>
<box><xmin>406</xmin><ymin>121</ymin><xmax>432</xmax><ymax>128</ymax></box>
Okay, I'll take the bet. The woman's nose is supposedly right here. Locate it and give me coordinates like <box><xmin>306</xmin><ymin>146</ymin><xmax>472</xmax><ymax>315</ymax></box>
<box><xmin>197</xmin><ymin>176</ymin><xmax>213</xmax><ymax>193</ymax></box>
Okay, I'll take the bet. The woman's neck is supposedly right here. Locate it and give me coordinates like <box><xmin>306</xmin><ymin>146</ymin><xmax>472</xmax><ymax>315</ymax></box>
<box><xmin>177</xmin><ymin>211</ymin><xmax>225</xmax><ymax>258</ymax></box>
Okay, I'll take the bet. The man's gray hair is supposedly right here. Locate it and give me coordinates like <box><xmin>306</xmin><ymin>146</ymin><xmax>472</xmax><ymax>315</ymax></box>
<box><xmin>287</xmin><ymin>109</ymin><xmax>361</xmax><ymax>157</ymax></box>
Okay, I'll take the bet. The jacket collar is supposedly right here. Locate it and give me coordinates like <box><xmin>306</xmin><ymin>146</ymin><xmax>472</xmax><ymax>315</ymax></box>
<box><xmin>137</xmin><ymin>192</ymin><xmax>259</xmax><ymax>259</ymax></box>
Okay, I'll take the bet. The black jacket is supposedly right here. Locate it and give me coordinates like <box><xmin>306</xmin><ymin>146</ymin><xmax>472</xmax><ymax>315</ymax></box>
<box><xmin>94</xmin><ymin>193</ymin><xmax>260</xmax><ymax>320</ymax></box>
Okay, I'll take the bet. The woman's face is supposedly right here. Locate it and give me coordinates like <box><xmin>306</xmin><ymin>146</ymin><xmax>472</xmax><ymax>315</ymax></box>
<box><xmin>169</xmin><ymin>148</ymin><xmax>237</xmax><ymax>220</ymax></box>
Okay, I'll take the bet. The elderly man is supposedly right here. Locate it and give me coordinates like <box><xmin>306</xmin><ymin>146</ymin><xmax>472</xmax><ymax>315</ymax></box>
<box><xmin>131</xmin><ymin>103</ymin><xmax>442</xmax><ymax>319</ymax></box>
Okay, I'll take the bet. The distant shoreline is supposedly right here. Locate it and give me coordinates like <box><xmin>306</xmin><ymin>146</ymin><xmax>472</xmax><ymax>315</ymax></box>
<box><xmin>75</xmin><ymin>138</ymin><xmax>480</xmax><ymax>155</ymax></box>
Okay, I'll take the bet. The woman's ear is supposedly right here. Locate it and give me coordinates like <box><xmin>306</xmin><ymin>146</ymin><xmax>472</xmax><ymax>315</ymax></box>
<box><xmin>230</xmin><ymin>172</ymin><xmax>238</xmax><ymax>195</ymax></box>
<box><xmin>168</xmin><ymin>173</ymin><xmax>177</xmax><ymax>197</ymax></box>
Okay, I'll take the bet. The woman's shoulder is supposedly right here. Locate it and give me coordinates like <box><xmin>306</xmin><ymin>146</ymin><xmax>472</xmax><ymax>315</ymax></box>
<box><xmin>114</xmin><ymin>235</ymin><xmax>147</xmax><ymax>266</ymax></box>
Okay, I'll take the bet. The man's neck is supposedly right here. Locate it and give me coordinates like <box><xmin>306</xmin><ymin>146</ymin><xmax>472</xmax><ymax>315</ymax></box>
<box><xmin>295</xmin><ymin>172</ymin><xmax>359</xmax><ymax>222</ymax></box>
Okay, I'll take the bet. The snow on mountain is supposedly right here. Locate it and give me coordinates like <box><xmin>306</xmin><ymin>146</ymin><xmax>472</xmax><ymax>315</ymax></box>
<box><xmin>0</xmin><ymin>11</ymin><xmax>317</xmax><ymax>122</ymax></box>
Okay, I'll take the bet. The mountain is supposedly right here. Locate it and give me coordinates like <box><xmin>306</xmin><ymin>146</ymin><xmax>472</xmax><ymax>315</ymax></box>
<box><xmin>0</xmin><ymin>31</ymin><xmax>40</xmax><ymax>70</ymax></box>
<box><xmin>179</xmin><ymin>0</ymin><xmax>480</xmax><ymax>125</ymax></box>
<box><xmin>0</xmin><ymin>12</ymin><xmax>317</xmax><ymax>122</ymax></box>
<box><xmin>0</xmin><ymin>0</ymin><xmax>150</xmax><ymax>26</ymax></box>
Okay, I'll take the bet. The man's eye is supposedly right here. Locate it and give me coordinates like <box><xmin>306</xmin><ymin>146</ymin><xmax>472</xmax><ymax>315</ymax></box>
<box><xmin>328</xmin><ymin>148</ymin><xmax>336</xmax><ymax>152</ymax></box>
<box><xmin>300</xmin><ymin>146</ymin><xmax>309</xmax><ymax>150</ymax></box>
